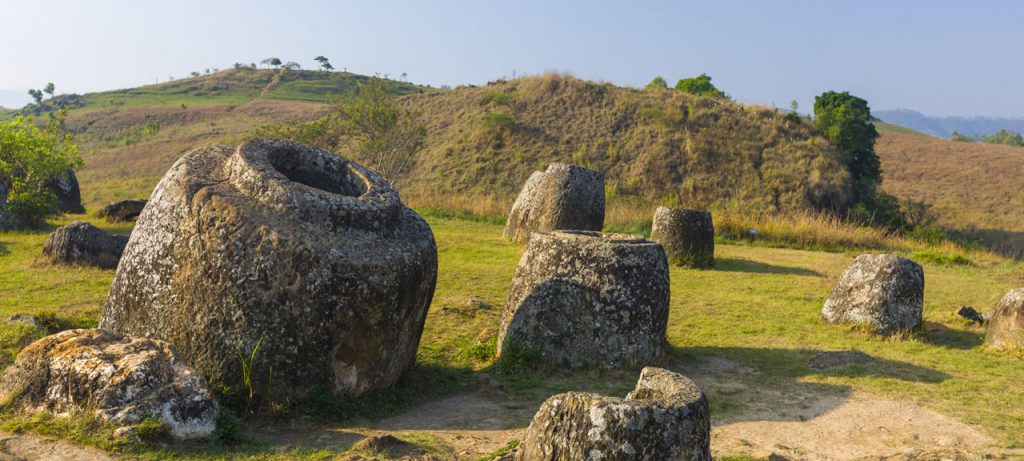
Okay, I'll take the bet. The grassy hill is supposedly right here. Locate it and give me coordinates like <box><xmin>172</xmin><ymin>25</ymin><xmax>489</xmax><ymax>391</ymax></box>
<box><xmin>57</xmin><ymin>71</ymin><xmax>855</xmax><ymax>218</ymax></box>
<box><xmin>399</xmin><ymin>74</ymin><xmax>850</xmax><ymax>214</ymax></box>
<box><xmin>876</xmin><ymin>132</ymin><xmax>1024</xmax><ymax>257</ymax></box>
<box><xmin>38</xmin><ymin>69</ymin><xmax>425</xmax><ymax>207</ymax></box>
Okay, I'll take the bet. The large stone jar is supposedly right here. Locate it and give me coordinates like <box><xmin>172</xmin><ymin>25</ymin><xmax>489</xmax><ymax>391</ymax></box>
<box><xmin>822</xmin><ymin>254</ymin><xmax>924</xmax><ymax>334</ymax></box>
<box><xmin>100</xmin><ymin>139</ymin><xmax>438</xmax><ymax>399</ymax></box>
<box><xmin>517</xmin><ymin>367</ymin><xmax>711</xmax><ymax>461</ymax></box>
<box><xmin>650</xmin><ymin>206</ymin><xmax>714</xmax><ymax>268</ymax></box>
<box><xmin>503</xmin><ymin>163</ymin><xmax>605</xmax><ymax>243</ymax></box>
<box><xmin>986</xmin><ymin>288</ymin><xmax>1024</xmax><ymax>350</ymax></box>
<box><xmin>498</xmin><ymin>231</ymin><xmax>669</xmax><ymax>368</ymax></box>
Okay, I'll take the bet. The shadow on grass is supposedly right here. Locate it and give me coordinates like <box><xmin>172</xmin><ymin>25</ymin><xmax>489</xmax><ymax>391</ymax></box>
<box><xmin>923</xmin><ymin>321</ymin><xmax>985</xmax><ymax>350</ymax></box>
<box><xmin>665</xmin><ymin>346</ymin><xmax>949</xmax><ymax>424</ymax></box>
<box><xmin>0</xmin><ymin>241</ymin><xmax>10</xmax><ymax>256</ymax></box>
<box><xmin>714</xmin><ymin>257</ymin><xmax>824</xmax><ymax>277</ymax></box>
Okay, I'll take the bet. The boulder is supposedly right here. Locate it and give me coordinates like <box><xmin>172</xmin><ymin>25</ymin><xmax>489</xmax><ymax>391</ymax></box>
<box><xmin>822</xmin><ymin>254</ymin><xmax>924</xmax><ymax>334</ymax></box>
<box><xmin>503</xmin><ymin>164</ymin><xmax>604</xmax><ymax>243</ymax></box>
<box><xmin>0</xmin><ymin>329</ymin><xmax>218</xmax><ymax>439</ymax></box>
<box><xmin>98</xmin><ymin>199</ymin><xmax>148</xmax><ymax>222</ymax></box>
<box><xmin>517</xmin><ymin>367</ymin><xmax>711</xmax><ymax>461</ymax></box>
<box><xmin>42</xmin><ymin>221</ymin><xmax>128</xmax><ymax>269</ymax></box>
<box><xmin>985</xmin><ymin>288</ymin><xmax>1024</xmax><ymax>350</ymax></box>
<box><xmin>44</xmin><ymin>169</ymin><xmax>85</xmax><ymax>213</ymax></box>
<box><xmin>498</xmin><ymin>230</ymin><xmax>669</xmax><ymax>368</ymax></box>
<box><xmin>650</xmin><ymin>206</ymin><xmax>714</xmax><ymax>268</ymax></box>
<box><xmin>100</xmin><ymin>139</ymin><xmax>437</xmax><ymax>399</ymax></box>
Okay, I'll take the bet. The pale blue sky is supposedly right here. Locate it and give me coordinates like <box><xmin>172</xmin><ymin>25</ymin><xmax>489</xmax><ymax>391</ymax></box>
<box><xmin>1</xmin><ymin>0</ymin><xmax>1021</xmax><ymax>116</ymax></box>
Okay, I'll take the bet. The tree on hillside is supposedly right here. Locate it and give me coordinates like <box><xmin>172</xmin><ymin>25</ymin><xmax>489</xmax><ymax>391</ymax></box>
<box><xmin>813</xmin><ymin>91</ymin><xmax>880</xmax><ymax>207</ymax></box>
<box><xmin>261</xmin><ymin>57</ymin><xmax>282</xmax><ymax>69</ymax></box>
<box><xmin>334</xmin><ymin>78</ymin><xmax>427</xmax><ymax>184</ymax></box>
<box><xmin>283</xmin><ymin>61</ymin><xmax>302</xmax><ymax>70</ymax></box>
<box><xmin>646</xmin><ymin>76</ymin><xmax>668</xmax><ymax>89</ymax></box>
<box><xmin>27</xmin><ymin>89</ymin><xmax>43</xmax><ymax>105</ymax></box>
<box><xmin>674</xmin><ymin>73</ymin><xmax>726</xmax><ymax>98</ymax></box>
<box><xmin>789</xmin><ymin>100</ymin><xmax>799</xmax><ymax>113</ymax></box>
<box><xmin>43</xmin><ymin>83</ymin><xmax>55</xmax><ymax>98</ymax></box>
<box><xmin>0</xmin><ymin>112</ymin><xmax>82</xmax><ymax>226</ymax></box>
<box><xmin>315</xmin><ymin>56</ymin><xmax>334</xmax><ymax>72</ymax></box>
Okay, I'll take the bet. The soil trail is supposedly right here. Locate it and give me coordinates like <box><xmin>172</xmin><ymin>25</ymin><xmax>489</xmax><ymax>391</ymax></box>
<box><xmin>0</xmin><ymin>432</ymin><xmax>112</xmax><ymax>461</ymax></box>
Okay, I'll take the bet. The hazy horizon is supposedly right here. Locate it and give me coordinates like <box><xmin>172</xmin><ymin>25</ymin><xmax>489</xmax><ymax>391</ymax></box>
<box><xmin>3</xmin><ymin>0</ymin><xmax>1023</xmax><ymax>117</ymax></box>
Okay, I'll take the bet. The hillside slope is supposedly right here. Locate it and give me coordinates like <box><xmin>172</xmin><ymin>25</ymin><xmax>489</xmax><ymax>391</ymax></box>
<box><xmin>52</xmin><ymin>69</ymin><xmax>429</xmax><ymax>206</ymax></box>
<box><xmin>400</xmin><ymin>74</ymin><xmax>851</xmax><ymax>213</ymax></box>
<box><xmin>876</xmin><ymin>132</ymin><xmax>1024</xmax><ymax>255</ymax></box>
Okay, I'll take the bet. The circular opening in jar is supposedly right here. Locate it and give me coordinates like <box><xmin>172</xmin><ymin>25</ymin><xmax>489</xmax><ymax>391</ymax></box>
<box><xmin>267</xmin><ymin>146</ymin><xmax>367</xmax><ymax>197</ymax></box>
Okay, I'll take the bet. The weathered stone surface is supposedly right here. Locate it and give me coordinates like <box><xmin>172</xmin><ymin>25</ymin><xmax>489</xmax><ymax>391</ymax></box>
<box><xmin>0</xmin><ymin>329</ymin><xmax>218</xmax><ymax>439</ymax></box>
<box><xmin>100</xmin><ymin>139</ymin><xmax>437</xmax><ymax>399</ymax></box>
<box><xmin>503</xmin><ymin>164</ymin><xmax>605</xmax><ymax>243</ymax></box>
<box><xmin>822</xmin><ymin>254</ymin><xmax>924</xmax><ymax>334</ymax></box>
<box><xmin>985</xmin><ymin>288</ymin><xmax>1024</xmax><ymax>350</ymax></box>
<box><xmin>517</xmin><ymin>367</ymin><xmax>711</xmax><ymax>461</ymax></box>
<box><xmin>98</xmin><ymin>199</ymin><xmax>148</xmax><ymax>222</ymax></box>
<box><xmin>44</xmin><ymin>169</ymin><xmax>85</xmax><ymax>213</ymax></box>
<box><xmin>42</xmin><ymin>221</ymin><xmax>128</xmax><ymax>269</ymax></box>
<box><xmin>650</xmin><ymin>206</ymin><xmax>714</xmax><ymax>268</ymax></box>
<box><xmin>498</xmin><ymin>231</ymin><xmax>669</xmax><ymax>368</ymax></box>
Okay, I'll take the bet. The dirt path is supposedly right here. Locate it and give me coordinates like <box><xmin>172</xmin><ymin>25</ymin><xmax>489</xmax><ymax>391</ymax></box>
<box><xmin>369</xmin><ymin>393</ymin><xmax>524</xmax><ymax>458</ymax></box>
<box><xmin>0</xmin><ymin>432</ymin><xmax>112</xmax><ymax>461</ymax></box>
<box><xmin>711</xmin><ymin>391</ymin><xmax>995</xmax><ymax>460</ymax></box>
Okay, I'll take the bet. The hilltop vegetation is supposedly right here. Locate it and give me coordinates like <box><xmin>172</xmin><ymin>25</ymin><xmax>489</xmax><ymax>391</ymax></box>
<box><xmin>396</xmin><ymin>74</ymin><xmax>851</xmax><ymax>213</ymax></box>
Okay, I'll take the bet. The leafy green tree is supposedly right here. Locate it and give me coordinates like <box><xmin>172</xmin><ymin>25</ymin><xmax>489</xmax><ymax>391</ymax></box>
<box><xmin>0</xmin><ymin>112</ymin><xmax>83</xmax><ymax>226</ymax></box>
<box><xmin>43</xmin><ymin>83</ymin><xmax>55</xmax><ymax>97</ymax></box>
<box><xmin>314</xmin><ymin>55</ymin><xmax>334</xmax><ymax>72</ymax></box>
<box><xmin>674</xmin><ymin>73</ymin><xmax>726</xmax><ymax>98</ymax></box>
<box><xmin>813</xmin><ymin>91</ymin><xmax>880</xmax><ymax>206</ymax></box>
<box><xmin>333</xmin><ymin>78</ymin><xmax>426</xmax><ymax>183</ymax></box>
<box><xmin>27</xmin><ymin>89</ymin><xmax>43</xmax><ymax>105</ymax></box>
<box><xmin>283</xmin><ymin>61</ymin><xmax>301</xmax><ymax>70</ymax></box>
<box><xmin>646</xmin><ymin>76</ymin><xmax>668</xmax><ymax>89</ymax></box>
<box><xmin>261</xmin><ymin>58</ymin><xmax>282</xmax><ymax>68</ymax></box>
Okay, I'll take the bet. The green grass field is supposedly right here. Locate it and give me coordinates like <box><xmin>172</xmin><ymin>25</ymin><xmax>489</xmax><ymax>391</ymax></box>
<box><xmin>1</xmin><ymin>214</ymin><xmax>1022</xmax><ymax>459</ymax></box>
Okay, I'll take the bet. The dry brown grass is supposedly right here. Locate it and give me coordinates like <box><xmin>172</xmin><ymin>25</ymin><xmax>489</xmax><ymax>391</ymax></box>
<box><xmin>877</xmin><ymin>132</ymin><xmax>1024</xmax><ymax>257</ymax></box>
<box><xmin>405</xmin><ymin>191</ymin><xmax>997</xmax><ymax>261</ymax></box>
<box><xmin>398</xmin><ymin>73</ymin><xmax>850</xmax><ymax>214</ymax></box>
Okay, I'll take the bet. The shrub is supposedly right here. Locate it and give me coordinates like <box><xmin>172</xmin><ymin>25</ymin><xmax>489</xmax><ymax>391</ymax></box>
<box><xmin>674</xmin><ymin>73</ymin><xmax>726</xmax><ymax>98</ymax></box>
<box><xmin>0</xmin><ymin>113</ymin><xmax>82</xmax><ymax>227</ymax></box>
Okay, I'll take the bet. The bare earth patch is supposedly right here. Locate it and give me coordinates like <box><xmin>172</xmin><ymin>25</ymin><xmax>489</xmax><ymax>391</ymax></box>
<box><xmin>712</xmin><ymin>391</ymin><xmax>994</xmax><ymax>460</ymax></box>
<box><xmin>369</xmin><ymin>393</ymin><xmax>525</xmax><ymax>459</ymax></box>
<box><xmin>0</xmin><ymin>432</ymin><xmax>112</xmax><ymax>461</ymax></box>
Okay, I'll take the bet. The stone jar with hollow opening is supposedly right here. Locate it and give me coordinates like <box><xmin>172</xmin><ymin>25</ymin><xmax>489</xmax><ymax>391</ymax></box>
<box><xmin>100</xmin><ymin>139</ymin><xmax>437</xmax><ymax>400</ymax></box>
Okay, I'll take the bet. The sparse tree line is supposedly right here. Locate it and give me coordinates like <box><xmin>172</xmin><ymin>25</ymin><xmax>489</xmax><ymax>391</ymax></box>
<box><xmin>952</xmin><ymin>129</ymin><xmax>1024</xmax><ymax>147</ymax></box>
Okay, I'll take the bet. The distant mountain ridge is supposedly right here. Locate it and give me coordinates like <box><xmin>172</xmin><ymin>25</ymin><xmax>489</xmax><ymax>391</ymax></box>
<box><xmin>875</xmin><ymin>109</ymin><xmax>1024</xmax><ymax>138</ymax></box>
